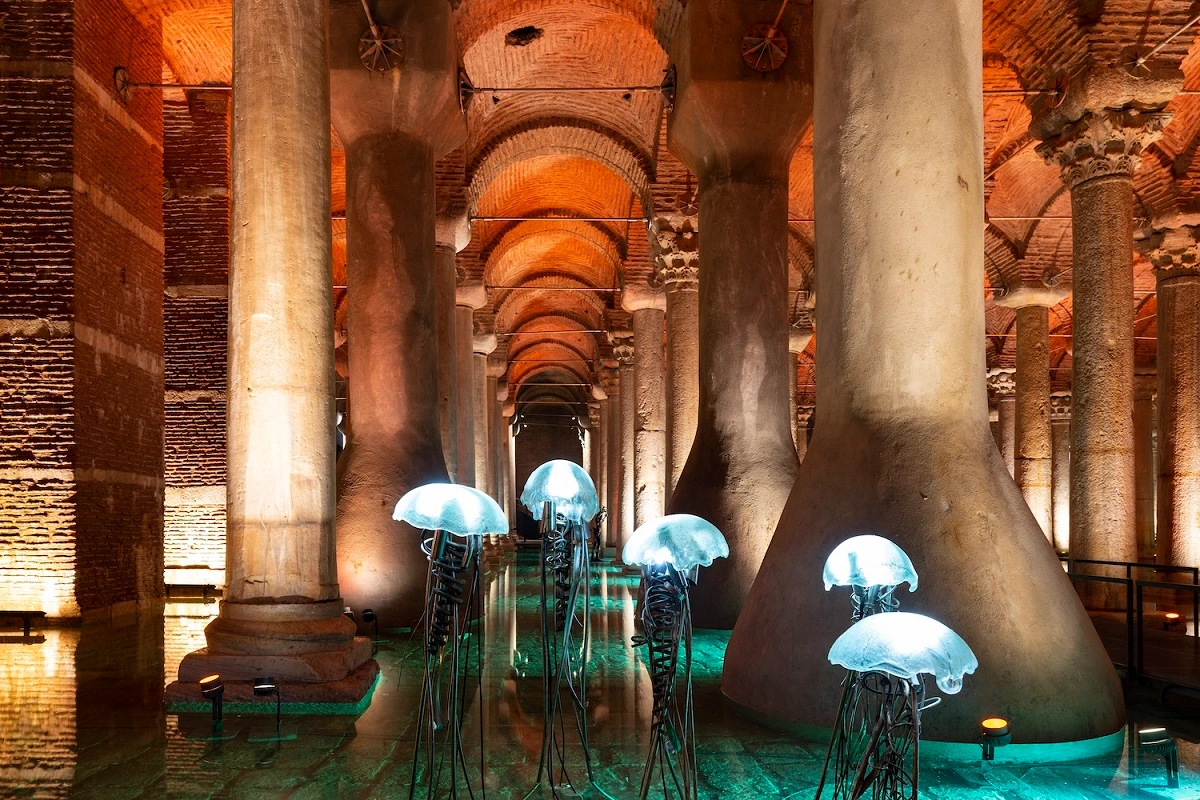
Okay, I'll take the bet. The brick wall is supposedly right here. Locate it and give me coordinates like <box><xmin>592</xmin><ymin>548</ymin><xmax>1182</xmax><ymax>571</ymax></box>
<box><xmin>162</xmin><ymin>92</ymin><xmax>228</xmax><ymax>581</ymax></box>
<box><xmin>0</xmin><ymin>0</ymin><xmax>165</xmax><ymax>618</ymax></box>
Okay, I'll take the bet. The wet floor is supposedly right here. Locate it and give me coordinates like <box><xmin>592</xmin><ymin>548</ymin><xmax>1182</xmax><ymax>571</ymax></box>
<box><xmin>2</xmin><ymin>556</ymin><xmax>1200</xmax><ymax>799</ymax></box>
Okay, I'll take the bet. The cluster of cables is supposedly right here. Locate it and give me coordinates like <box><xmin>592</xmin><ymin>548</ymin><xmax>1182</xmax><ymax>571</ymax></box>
<box><xmin>850</xmin><ymin>584</ymin><xmax>899</xmax><ymax>622</ymax></box>
<box><xmin>423</xmin><ymin>535</ymin><xmax>470</xmax><ymax>658</ymax></box>
<box><xmin>634</xmin><ymin>565</ymin><xmax>688</xmax><ymax>751</ymax></box>
<box><xmin>543</xmin><ymin>522</ymin><xmax>574</xmax><ymax>631</ymax></box>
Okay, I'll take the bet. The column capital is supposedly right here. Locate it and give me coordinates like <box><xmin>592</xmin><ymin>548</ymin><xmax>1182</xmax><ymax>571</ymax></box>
<box><xmin>621</xmin><ymin>283</ymin><xmax>666</xmax><ymax>313</ymax></box>
<box><xmin>455</xmin><ymin>280</ymin><xmax>488</xmax><ymax>310</ymax></box>
<box><xmin>987</xmin><ymin>367</ymin><xmax>1016</xmax><ymax>398</ymax></box>
<box><xmin>1142</xmin><ymin>224</ymin><xmax>1200</xmax><ymax>280</ymax></box>
<box><xmin>599</xmin><ymin>367</ymin><xmax>620</xmax><ymax>393</ymax></box>
<box><xmin>1134</xmin><ymin>370</ymin><xmax>1157</xmax><ymax>401</ymax></box>
<box><xmin>993</xmin><ymin>284</ymin><xmax>1070</xmax><ymax>309</ymax></box>
<box><xmin>485</xmin><ymin>353</ymin><xmax>506</xmax><ymax>378</ymax></box>
<box><xmin>609</xmin><ymin>329</ymin><xmax>635</xmax><ymax>365</ymax></box>
<box><xmin>788</xmin><ymin>324</ymin><xmax>814</xmax><ymax>355</ymax></box>
<box><xmin>472</xmin><ymin>333</ymin><xmax>497</xmax><ymax>356</ymax></box>
<box><xmin>1035</xmin><ymin>108</ymin><xmax>1171</xmax><ymax>190</ymax></box>
<box><xmin>652</xmin><ymin>201</ymin><xmax>700</xmax><ymax>289</ymax></box>
<box><xmin>795</xmin><ymin>405</ymin><xmax>815</xmax><ymax>426</ymax></box>
<box><xmin>1049</xmin><ymin>391</ymin><xmax>1072</xmax><ymax>420</ymax></box>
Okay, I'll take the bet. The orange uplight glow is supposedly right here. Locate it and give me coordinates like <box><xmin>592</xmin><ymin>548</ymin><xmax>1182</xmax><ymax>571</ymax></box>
<box><xmin>982</xmin><ymin>717</ymin><xmax>1009</xmax><ymax>731</ymax></box>
<box><xmin>1166</xmin><ymin>612</ymin><xmax>1181</xmax><ymax>621</ymax></box>
<box><xmin>199</xmin><ymin>674</ymin><xmax>220</xmax><ymax>686</ymax></box>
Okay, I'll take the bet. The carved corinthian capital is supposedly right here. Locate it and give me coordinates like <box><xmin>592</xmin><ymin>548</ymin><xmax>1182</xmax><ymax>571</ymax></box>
<box><xmin>986</xmin><ymin>366</ymin><xmax>1016</xmax><ymax>398</ymax></box>
<box><xmin>1142</xmin><ymin>224</ymin><xmax>1200</xmax><ymax>280</ymax></box>
<box><xmin>1036</xmin><ymin>108</ymin><xmax>1171</xmax><ymax>190</ymax></box>
<box><xmin>652</xmin><ymin>205</ymin><xmax>700</xmax><ymax>288</ymax></box>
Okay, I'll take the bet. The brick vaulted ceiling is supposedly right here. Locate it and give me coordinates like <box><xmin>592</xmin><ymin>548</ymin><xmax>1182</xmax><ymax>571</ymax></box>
<box><xmin>128</xmin><ymin>0</ymin><xmax>1200</xmax><ymax>408</ymax></box>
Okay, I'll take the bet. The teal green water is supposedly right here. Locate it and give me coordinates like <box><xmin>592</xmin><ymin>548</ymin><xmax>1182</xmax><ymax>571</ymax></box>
<box><xmin>1</xmin><ymin>557</ymin><xmax>1198</xmax><ymax>798</ymax></box>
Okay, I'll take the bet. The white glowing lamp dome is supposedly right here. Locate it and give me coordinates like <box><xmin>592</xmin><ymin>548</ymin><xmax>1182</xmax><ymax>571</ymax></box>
<box><xmin>393</xmin><ymin>483</ymin><xmax>509</xmax><ymax>537</ymax></box>
<box><xmin>827</xmin><ymin>611</ymin><xmax>978</xmax><ymax>694</ymax></box>
<box><xmin>823</xmin><ymin>534</ymin><xmax>918</xmax><ymax>592</ymax></box>
<box><xmin>622</xmin><ymin>514</ymin><xmax>729</xmax><ymax>570</ymax></box>
<box><xmin>520</xmin><ymin>459</ymin><xmax>600</xmax><ymax>524</ymax></box>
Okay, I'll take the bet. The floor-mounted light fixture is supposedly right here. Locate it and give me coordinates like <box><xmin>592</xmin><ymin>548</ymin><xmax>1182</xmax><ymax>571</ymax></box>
<box><xmin>979</xmin><ymin>717</ymin><xmax>1012</xmax><ymax>762</ymax></box>
<box><xmin>361</xmin><ymin>608</ymin><xmax>379</xmax><ymax>654</ymax></box>
<box><xmin>198</xmin><ymin>674</ymin><xmax>224</xmax><ymax>728</ymax></box>
<box><xmin>1164</xmin><ymin>611</ymin><xmax>1183</xmax><ymax>631</ymax></box>
<box><xmin>1138</xmin><ymin>727</ymin><xmax>1180</xmax><ymax>789</ymax></box>
<box><xmin>254</xmin><ymin>676</ymin><xmax>281</xmax><ymax>735</ymax></box>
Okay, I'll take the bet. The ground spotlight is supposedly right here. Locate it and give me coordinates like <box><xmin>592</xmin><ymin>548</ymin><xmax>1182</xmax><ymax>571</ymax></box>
<box><xmin>343</xmin><ymin>606</ymin><xmax>355</xmax><ymax>621</ymax></box>
<box><xmin>198</xmin><ymin>673</ymin><xmax>224</xmax><ymax>726</ymax></box>
<box><xmin>253</xmin><ymin>676</ymin><xmax>281</xmax><ymax>733</ymax></box>
<box><xmin>1164</xmin><ymin>611</ymin><xmax>1182</xmax><ymax>631</ymax></box>
<box><xmin>979</xmin><ymin>717</ymin><xmax>1012</xmax><ymax>761</ymax></box>
<box><xmin>1138</xmin><ymin>727</ymin><xmax>1179</xmax><ymax>789</ymax></box>
<box><xmin>361</xmin><ymin>608</ymin><xmax>378</xmax><ymax>655</ymax></box>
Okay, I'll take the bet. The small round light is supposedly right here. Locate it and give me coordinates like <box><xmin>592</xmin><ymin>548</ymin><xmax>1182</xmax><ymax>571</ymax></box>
<box><xmin>1165</xmin><ymin>612</ymin><xmax>1181</xmax><ymax>621</ymax></box>
<box><xmin>982</xmin><ymin>717</ymin><xmax>1009</xmax><ymax>735</ymax></box>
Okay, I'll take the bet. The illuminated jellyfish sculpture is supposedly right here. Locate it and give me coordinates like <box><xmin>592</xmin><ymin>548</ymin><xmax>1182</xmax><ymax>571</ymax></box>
<box><xmin>519</xmin><ymin>459</ymin><xmax>601</xmax><ymax>796</ymax></box>
<box><xmin>820</xmin><ymin>612</ymin><xmax>977</xmax><ymax>800</ymax></box>
<box><xmin>817</xmin><ymin>534</ymin><xmax>920</xmax><ymax>798</ymax></box>
<box><xmin>624</xmin><ymin>514</ymin><xmax>729</xmax><ymax>800</ymax></box>
<box><xmin>394</xmin><ymin>483</ymin><xmax>509</xmax><ymax>800</ymax></box>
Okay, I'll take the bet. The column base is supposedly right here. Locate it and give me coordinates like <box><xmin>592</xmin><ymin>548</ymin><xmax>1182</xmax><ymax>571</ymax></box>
<box><xmin>166</xmin><ymin>658</ymin><xmax>380</xmax><ymax>711</ymax></box>
<box><xmin>177</xmin><ymin>635</ymin><xmax>372</xmax><ymax>683</ymax></box>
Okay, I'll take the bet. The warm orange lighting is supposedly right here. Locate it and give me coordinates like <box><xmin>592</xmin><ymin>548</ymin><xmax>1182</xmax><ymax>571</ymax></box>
<box><xmin>982</xmin><ymin>717</ymin><xmax>1008</xmax><ymax>730</ymax></box>
<box><xmin>1165</xmin><ymin>612</ymin><xmax>1181</xmax><ymax>621</ymax></box>
<box><xmin>199</xmin><ymin>674</ymin><xmax>220</xmax><ymax>686</ymax></box>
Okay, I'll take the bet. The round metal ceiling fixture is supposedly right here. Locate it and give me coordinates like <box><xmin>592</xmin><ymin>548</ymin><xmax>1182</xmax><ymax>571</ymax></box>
<box><xmin>741</xmin><ymin>23</ymin><xmax>788</xmax><ymax>72</ymax></box>
<box><xmin>359</xmin><ymin>25</ymin><xmax>403</xmax><ymax>72</ymax></box>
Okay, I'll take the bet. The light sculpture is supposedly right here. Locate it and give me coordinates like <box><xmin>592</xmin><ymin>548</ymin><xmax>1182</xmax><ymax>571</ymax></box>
<box><xmin>519</xmin><ymin>459</ymin><xmax>601</xmax><ymax>796</ymax></box>
<box><xmin>395</xmin><ymin>483</ymin><xmax>508</xmax><ymax>800</ymax></box>
<box><xmin>817</xmin><ymin>535</ymin><xmax>918</xmax><ymax>798</ymax></box>
<box><xmin>821</xmin><ymin>612</ymin><xmax>977</xmax><ymax>800</ymax></box>
<box><xmin>623</xmin><ymin>514</ymin><xmax>729</xmax><ymax>800</ymax></box>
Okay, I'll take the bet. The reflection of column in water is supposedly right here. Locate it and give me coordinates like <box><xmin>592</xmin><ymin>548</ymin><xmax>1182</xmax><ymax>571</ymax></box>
<box><xmin>0</xmin><ymin>628</ymin><xmax>77</xmax><ymax>797</ymax></box>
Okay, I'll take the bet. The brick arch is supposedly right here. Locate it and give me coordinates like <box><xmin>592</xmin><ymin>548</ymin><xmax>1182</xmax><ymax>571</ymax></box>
<box><xmin>511</xmin><ymin>353</ymin><xmax>593</xmax><ymax>391</ymax></box>
<box><xmin>485</xmin><ymin>223</ymin><xmax>623</xmax><ymax>289</ymax></box>
<box><xmin>495</xmin><ymin>279</ymin><xmax>608</xmax><ymax>332</ymax></box>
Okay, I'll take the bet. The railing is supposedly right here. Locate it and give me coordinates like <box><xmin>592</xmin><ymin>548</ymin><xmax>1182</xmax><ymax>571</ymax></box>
<box><xmin>1066</xmin><ymin>572</ymin><xmax>1136</xmax><ymax>678</ymax></box>
<box><xmin>1135</xmin><ymin>580</ymin><xmax>1200</xmax><ymax>681</ymax></box>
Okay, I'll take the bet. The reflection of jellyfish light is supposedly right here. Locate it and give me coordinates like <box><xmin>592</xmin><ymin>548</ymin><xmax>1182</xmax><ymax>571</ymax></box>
<box><xmin>393</xmin><ymin>483</ymin><xmax>508</xmax><ymax>536</ymax></box>
<box><xmin>622</xmin><ymin>514</ymin><xmax>729</xmax><ymax>570</ymax></box>
<box><xmin>827</xmin><ymin>611</ymin><xmax>978</xmax><ymax>694</ymax></box>
<box><xmin>823</xmin><ymin>534</ymin><xmax>918</xmax><ymax>592</ymax></box>
<box><xmin>520</xmin><ymin>459</ymin><xmax>599</xmax><ymax>524</ymax></box>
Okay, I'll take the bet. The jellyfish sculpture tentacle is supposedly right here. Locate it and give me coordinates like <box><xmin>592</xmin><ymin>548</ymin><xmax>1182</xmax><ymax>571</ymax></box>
<box><xmin>819</xmin><ymin>612</ymin><xmax>977</xmax><ymax>800</ymax></box>
<box><xmin>520</xmin><ymin>460</ymin><xmax>601</xmax><ymax>797</ymax></box>
<box><xmin>395</xmin><ymin>483</ymin><xmax>508</xmax><ymax>800</ymax></box>
<box><xmin>624</xmin><ymin>514</ymin><xmax>729</xmax><ymax>800</ymax></box>
<box><xmin>816</xmin><ymin>535</ymin><xmax>919</xmax><ymax>800</ymax></box>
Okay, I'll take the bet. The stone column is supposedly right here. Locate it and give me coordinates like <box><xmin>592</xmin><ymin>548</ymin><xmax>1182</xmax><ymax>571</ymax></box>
<box><xmin>987</xmin><ymin>368</ymin><xmax>1017</xmax><ymax>477</ymax></box>
<box><xmin>667</xmin><ymin>0</ymin><xmax>806</xmax><ymax>627</ymax></box>
<box><xmin>1051</xmin><ymin>393</ymin><xmax>1072</xmax><ymax>553</ymax></box>
<box><xmin>503</xmin><ymin>404</ymin><xmax>517</xmax><ymax>527</ymax></box>
<box><xmin>472</xmin><ymin>333</ymin><xmax>497</xmax><ymax>494</ymax></box>
<box><xmin>789</xmin><ymin>326</ymin><xmax>815</xmax><ymax>457</ymax></box>
<box><xmin>601</xmin><ymin>365</ymin><xmax>622</xmax><ymax>549</ymax></box>
<box><xmin>1133</xmin><ymin>371</ymin><xmax>1157</xmax><ymax>561</ymax></box>
<box><xmin>611</xmin><ymin>333</ymin><xmax>636</xmax><ymax>554</ymax></box>
<box><xmin>329</xmin><ymin>0</ymin><xmax>466</xmax><ymax>626</ymax></box>
<box><xmin>726</xmin><ymin>0</ymin><xmax>1122</xmax><ymax>743</ymax></box>
<box><xmin>621</xmin><ymin>291</ymin><xmax>667</xmax><ymax>528</ymax></box>
<box><xmin>653</xmin><ymin>207</ymin><xmax>700</xmax><ymax>500</ymax></box>
<box><xmin>487</xmin><ymin>361</ymin><xmax>506</xmax><ymax>503</ymax></box>
<box><xmin>1034</xmin><ymin>76</ymin><xmax>1177</xmax><ymax>575</ymax></box>
<box><xmin>177</xmin><ymin>0</ymin><xmax>370</xmax><ymax>697</ymax></box>
<box><xmin>434</xmin><ymin>233</ymin><xmax>463</xmax><ymax>481</ymax></box>
<box><xmin>996</xmin><ymin>288</ymin><xmax>1068</xmax><ymax>539</ymax></box>
<box><xmin>1147</xmin><ymin>227</ymin><xmax>1200</xmax><ymax>567</ymax></box>
<box><xmin>454</xmin><ymin>282</ymin><xmax>486</xmax><ymax>487</ymax></box>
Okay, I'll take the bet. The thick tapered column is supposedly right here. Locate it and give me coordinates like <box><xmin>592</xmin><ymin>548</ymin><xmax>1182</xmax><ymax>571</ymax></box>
<box><xmin>473</xmin><ymin>334</ymin><xmax>497</xmax><ymax>493</ymax></box>
<box><xmin>726</xmin><ymin>0</ymin><xmax>1122</xmax><ymax>742</ymax></box>
<box><xmin>454</xmin><ymin>282</ymin><xmax>486</xmax><ymax>487</ymax></box>
<box><xmin>1147</xmin><ymin>228</ymin><xmax>1200</xmax><ymax>566</ymax></box>
<box><xmin>988</xmin><ymin>368</ymin><xmax>1016</xmax><ymax>477</ymax></box>
<box><xmin>997</xmin><ymin>288</ymin><xmax>1068</xmax><ymax>538</ymax></box>
<box><xmin>330</xmin><ymin>0</ymin><xmax>465</xmax><ymax>626</ymax></box>
<box><xmin>1035</xmin><ymin>76</ymin><xmax>1177</xmax><ymax>575</ymax></box>
<box><xmin>789</xmin><ymin>327</ymin><xmax>814</xmax><ymax>457</ymax></box>
<box><xmin>666</xmin><ymin>0</ymin><xmax>807</xmax><ymax>627</ymax></box>
<box><xmin>1051</xmin><ymin>394</ymin><xmax>1072</xmax><ymax>553</ymax></box>
<box><xmin>176</xmin><ymin>0</ymin><xmax>371</xmax><ymax>696</ymax></box>
<box><xmin>654</xmin><ymin>207</ymin><xmax>700</xmax><ymax>499</ymax></box>
<box><xmin>611</xmin><ymin>333</ymin><xmax>636</xmax><ymax>555</ymax></box>
<box><xmin>623</xmin><ymin>288</ymin><xmax>667</xmax><ymax>526</ymax></box>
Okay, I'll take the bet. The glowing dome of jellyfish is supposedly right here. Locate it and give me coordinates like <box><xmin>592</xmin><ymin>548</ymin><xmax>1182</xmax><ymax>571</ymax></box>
<box><xmin>822</xmin><ymin>534</ymin><xmax>918</xmax><ymax>592</ymax></box>
<box><xmin>520</xmin><ymin>459</ymin><xmax>600</xmax><ymax>524</ymax></box>
<box><xmin>827</xmin><ymin>611</ymin><xmax>978</xmax><ymax>694</ymax></box>
<box><xmin>622</xmin><ymin>514</ymin><xmax>730</xmax><ymax>570</ymax></box>
<box><xmin>393</xmin><ymin>483</ymin><xmax>509</xmax><ymax>537</ymax></box>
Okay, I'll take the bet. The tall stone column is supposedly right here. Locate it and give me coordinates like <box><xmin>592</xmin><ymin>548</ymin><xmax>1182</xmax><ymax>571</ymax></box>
<box><xmin>176</xmin><ymin>0</ymin><xmax>371</xmax><ymax>697</ymax></box>
<box><xmin>997</xmin><ymin>289</ymin><xmax>1068</xmax><ymax>538</ymax></box>
<box><xmin>789</xmin><ymin>326</ymin><xmax>815</xmax><ymax>457</ymax></box>
<box><xmin>329</xmin><ymin>0</ymin><xmax>465</xmax><ymax>626</ymax></box>
<box><xmin>654</xmin><ymin>208</ymin><xmax>700</xmax><ymax>500</ymax></box>
<box><xmin>454</xmin><ymin>282</ymin><xmax>486</xmax><ymax>487</ymax></box>
<box><xmin>503</xmin><ymin>404</ymin><xmax>517</xmax><ymax>527</ymax></box>
<box><xmin>1147</xmin><ymin>227</ymin><xmax>1200</xmax><ymax>566</ymax></box>
<box><xmin>487</xmin><ymin>361</ymin><xmax>506</xmax><ymax>503</ymax></box>
<box><xmin>666</xmin><ymin>0</ymin><xmax>806</xmax><ymax>627</ymax></box>
<box><xmin>434</xmin><ymin>230</ymin><xmax>465</xmax><ymax>481</ymax></box>
<box><xmin>600</xmin><ymin>365</ymin><xmax>622</xmax><ymax>549</ymax></box>
<box><xmin>472</xmin><ymin>333</ymin><xmax>497</xmax><ymax>494</ymax></box>
<box><xmin>622</xmin><ymin>288</ymin><xmax>667</xmax><ymax>527</ymax></box>
<box><xmin>1034</xmin><ymin>76</ymin><xmax>1177</xmax><ymax>576</ymax></box>
<box><xmin>611</xmin><ymin>333</ymin><xmax>636</xmax><ymax>554</ymax></box>
<box><xmin>1051</xmin><ymin>393</ymin><xmax>1072</xmax><ymax>553</ymax></box>
<box><xmin>726</xmin><ymin>0</ymin><xmax>1122</xmax><ymax>742</ymax></box>
<box><xmin>1133</xmin><ymin>372</ymin><xmax>1157</xmax><ymax>561</ymax></box>
<box><xmin>987</xmin><ymin>368</ymin><xmax>1016</xmax><ymax>477</ymax></box>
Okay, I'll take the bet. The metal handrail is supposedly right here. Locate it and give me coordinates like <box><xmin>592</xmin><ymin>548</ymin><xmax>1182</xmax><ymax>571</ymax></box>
<box><xmin>1135</xmin><ymin>579</ymin><xmax>1200</xmax><ymax>682</ymax></box>
<box><xmin>1063</xmin><ymin>556</ymin><xmax>1200</xmax><ymax>585</ymax></box>
<box><xmin>1066</xmin><ymin>572</ymin><xmax>1136</xmax><ymax>680</ymax></box>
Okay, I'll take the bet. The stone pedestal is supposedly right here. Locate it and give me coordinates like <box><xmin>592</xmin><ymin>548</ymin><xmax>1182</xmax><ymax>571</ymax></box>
<box><xmin>726</xmin><ymin>0</ymin><xmax>1123</xmax><ymax>742</ymax></box>
<box><xmin>623</xmin><ymin>288</ymin><xmax>667</xmax><ymax>528</ymax></box>
<box><xmin>329</xmin><ymin>0</ymin><xmax>465</xmax><ymax>628</ymax></box>
<box><xmin>175</xmin><ymin>0</ymin><xmax>370</xmax><ymax>700</ymax></box>
<box><xmin>666</xmin><ymin>0</ymin><xmax>808</xmax><ymax>627</ymax></box>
